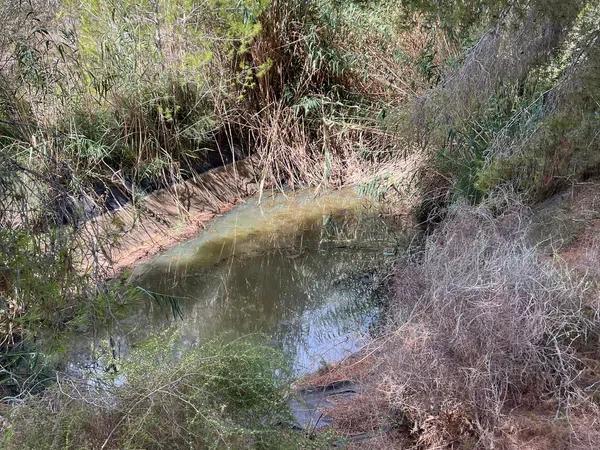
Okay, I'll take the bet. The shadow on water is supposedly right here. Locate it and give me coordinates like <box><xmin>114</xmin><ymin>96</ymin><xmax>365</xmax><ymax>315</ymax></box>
<box><xmin>67</xmin><ymin>187</ymin><xmax>412</xmax><ymax>377</ymax></box>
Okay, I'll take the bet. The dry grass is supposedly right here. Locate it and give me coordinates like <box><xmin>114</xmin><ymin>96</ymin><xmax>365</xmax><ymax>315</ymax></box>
<box><xmin>413</xmin><ymin>1</ymin><xmax>583</xmax><ymax>136</ymax></box>
<box><xmin>374</xmin><ymin>201</ymin><xmax>596</xmax><ymax>447</ymax></box>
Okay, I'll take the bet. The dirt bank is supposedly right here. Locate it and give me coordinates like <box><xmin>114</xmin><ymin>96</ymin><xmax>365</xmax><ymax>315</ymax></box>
<box><xmin>77</xmin><ymin>156</ymin><xmax>263</xmax><ymax>278</ymax></box>
<box><xmin>76</xmin><ymin>150</ymin><xmax>423</xmax><ymax>279</ymax></box>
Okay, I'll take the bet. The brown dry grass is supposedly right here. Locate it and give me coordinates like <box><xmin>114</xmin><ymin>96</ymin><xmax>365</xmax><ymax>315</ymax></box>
<box><xmin>490</xmin><ymin>402</ymin><xmax>600</xmax><ymax>450</ymax></box>
<box><xmin>380</xmin><ymin>204</ymin><xmax>597</xmax><ymax>447</ymax></box>
<box><xmin>311</xmin><ymin>197</ymin><xmax>600</xmax><ymax>449</ymax></box>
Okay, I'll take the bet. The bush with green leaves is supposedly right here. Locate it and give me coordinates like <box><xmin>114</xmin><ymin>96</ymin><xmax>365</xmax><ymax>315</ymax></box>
<box><xmin>2</xmin><ymin>337</ymin><xmax>327</xmax><ymax>449</ymax></box>
<box><xmin>413</xmin><ymin>0</ymin><xmax>598</xmax><ymax>218</ymax></box>
<box><xmin>475</xmin><ymin>4</ymin><xmax>600</xmax><ymax>199</ymax></box>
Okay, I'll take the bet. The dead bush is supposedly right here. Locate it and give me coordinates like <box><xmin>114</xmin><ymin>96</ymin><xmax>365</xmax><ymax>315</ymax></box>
<box><xmin>381</xmin><ymin>203</ymin><xmax>593</xmax><ymax>447</ymax></box>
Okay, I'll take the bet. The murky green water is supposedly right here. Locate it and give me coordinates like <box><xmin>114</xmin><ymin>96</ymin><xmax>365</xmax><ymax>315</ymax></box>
<box><xmin>68</xmin><ymin>188</ymin><xmax>410</xmax><ymax>377</ymax></box>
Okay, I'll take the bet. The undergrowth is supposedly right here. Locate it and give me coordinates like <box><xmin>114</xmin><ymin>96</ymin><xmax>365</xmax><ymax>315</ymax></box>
<box><xmin>2</xmin><ymin>337</ymin><xmax>326</xmax><ymax>449</ymax></box>
<box><xmin>1</xmin><ymin>0</ymin><xmax>600</xmax><ymax>447</ymax></box>
<box><xmin>0</xmin><ymin>0</ymin><xmax>438</xmax><ymax>394</ymax></box>
<box><xmin>380</xmin><ymin>202</ymin><xmax>598</xmax><ymax>447</ymax></box>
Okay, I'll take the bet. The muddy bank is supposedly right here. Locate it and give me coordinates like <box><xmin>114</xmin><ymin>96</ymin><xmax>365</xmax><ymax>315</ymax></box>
<box><xmin>76</xmin><ymin>156</ymin><xmax>263</xmax><ymax>278</ymax></box>
<box><xmin>290</xmin><ymin>348</ymin><xmax>408</xmax><ymax>447</ymax></box>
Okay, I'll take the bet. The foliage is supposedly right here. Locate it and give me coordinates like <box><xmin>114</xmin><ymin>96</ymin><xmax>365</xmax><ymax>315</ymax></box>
<box><xmin>399</xmin><ymin>0</ymin><xmax>512</xmax><ymax>41</ymax></box>
<box><xmin>412</xmin><ymin>0</ymin><xmax>597</xmax><ymax>223</ymax></box>
<box><xmin>3</xmin><ymin>337</ymin><xmax>325</xmax><ymax>449</ymax></box>
<box><xmin>475</xmin><ymin>5</ymin><xmax>600</xmax><ymax>199</ymax></box>
<box><xmin>0</xmin><ymin>0</ymin><xmax>277</xmax><ymax>400</ymax></box>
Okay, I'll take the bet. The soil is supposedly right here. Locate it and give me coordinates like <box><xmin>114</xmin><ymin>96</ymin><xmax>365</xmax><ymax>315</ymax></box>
<box><xmin>78</xmin><ymin>156</ymin><xmax>262</xmax><ymax>278</ymax></box>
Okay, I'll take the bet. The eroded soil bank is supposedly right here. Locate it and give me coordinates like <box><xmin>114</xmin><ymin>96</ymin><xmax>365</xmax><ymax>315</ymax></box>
<box><xmin>78</xmin><ymin>156</ymin><xmax>262</xmax><ymax>278</ymax></box>
<box><xmin>77</xmin><ymin>151</ymin><xmax>422</xmax><ymax>280</ymax></box>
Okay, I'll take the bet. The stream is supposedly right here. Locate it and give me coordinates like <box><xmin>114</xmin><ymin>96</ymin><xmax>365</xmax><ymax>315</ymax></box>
<box><xmin>65</xmin><ymin>187</ymin><xmax>410</xmax><ymax>382</ymax></box>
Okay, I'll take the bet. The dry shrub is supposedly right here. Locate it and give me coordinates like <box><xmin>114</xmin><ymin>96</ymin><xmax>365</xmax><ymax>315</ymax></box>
<box><xmin>211</xmin><ymin>0</ymin><xmax>433</xmax><ymax>192</ymax></box>
<box><xmin>492</xmin><ymin>403</ymin><xmax>600</xmax><ymax>450</ymax></box>
<box><xmin>478</xmin><ymin>4</ymin><xmax>600</xmax><ymax>199</ymax></box>
<box><xmin>381</xmin><ymin>202</ymin><xmax>592</xmax><ymax>447</ymax></box>
<box><xmin>413</xmin><ymin>0</ymin><xmax>584</xmax><ymax>139</ymax></box>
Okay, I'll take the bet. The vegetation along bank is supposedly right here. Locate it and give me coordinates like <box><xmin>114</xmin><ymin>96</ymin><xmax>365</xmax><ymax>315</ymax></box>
<box><xmin>1</xmin><ymin>0</ymin><xmax>600</xmax><ymax>448</ymax></box>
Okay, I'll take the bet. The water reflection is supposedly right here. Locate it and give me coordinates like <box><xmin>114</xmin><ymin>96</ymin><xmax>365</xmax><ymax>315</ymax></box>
<box><xmin>70</xmin><ymin>188</ymin><xmax>409</xmax><ymax>376</ymax></box>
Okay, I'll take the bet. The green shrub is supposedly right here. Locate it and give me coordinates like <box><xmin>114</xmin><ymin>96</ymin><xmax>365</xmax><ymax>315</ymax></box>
<box><xmin>416</xmin><ymin>0</ymin><xmax>599</xmax><ymax>212</ymax></box>
<box><xmin>3</xmin><ymin>337</ymin><xmax>322</xmax><ymax>449</ymax></box>
<box><xmin>475</xmin><ymin>9</ymin><xmax>600</xmax><ymax>200</ymax></box>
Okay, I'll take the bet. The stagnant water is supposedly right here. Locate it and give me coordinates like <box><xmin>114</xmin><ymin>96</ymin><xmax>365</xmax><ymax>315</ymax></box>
<box><xmin>66</xmin><ymin>187</ymin><xmax>411</xmax><ymax>379</ymax></box>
